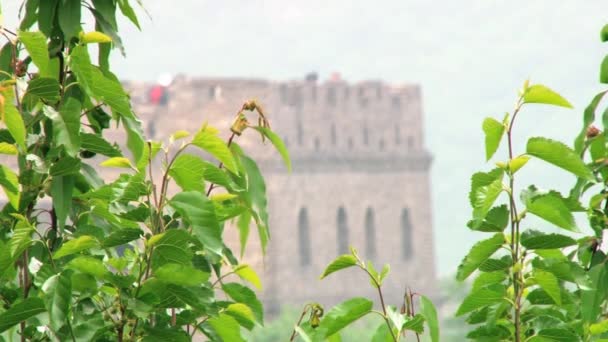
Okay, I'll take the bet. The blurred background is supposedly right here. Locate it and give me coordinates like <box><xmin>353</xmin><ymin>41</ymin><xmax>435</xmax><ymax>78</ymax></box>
<box><xmin>5</xmin><ymin>1</ymin><xmax>608</xmax><ymax>339</ymax></box>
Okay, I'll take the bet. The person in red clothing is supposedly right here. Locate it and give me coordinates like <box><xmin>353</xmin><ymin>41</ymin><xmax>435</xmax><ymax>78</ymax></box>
<box><xmin>148</xmin><ymin>85</ymin><xmax>168</xmax><ymax>105</ymax></box>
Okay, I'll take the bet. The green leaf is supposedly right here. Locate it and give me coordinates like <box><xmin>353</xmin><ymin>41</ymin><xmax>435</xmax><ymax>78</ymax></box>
<box><xmin>68</xmin><ymin>256</ymin><xmax>107</xmax><ymax>278</ymax></box>
<box><xmin>0</xmin><ymin>240</ymin><xmax>13</xmax><ymax>278</ymax></box>
<box><xmin>38</xmin><ymin>0</ymin><xmax>58</xmax><ymax>36</ymax></box>
<box><xmin>192</xmin><ymin>125</ymin><xmax>238</xmax><ymax>174</ymax></box>
<box><xmin>479</xmin><ymin>255</ymin><xmax>511</xmax><ymax>272</ymax></box>
<box><xmin>0</xmin><ymin>165</ymin><xmax>20</xmax><ymax>209</ymax></box>
<box><xmin>402</xmin><ymin>314</ymin><xmax>425</xmax><ymax>333</ymax></box>
<box><xmin>456</xmin><ymin>233</ymin><xmax>504</xmax><ymax>281</ymax></box>
<box><xmin>18</xmin><ymin>0</ymin><xmax>38</xmax><ymax>30</ymax></box>
<box><xmin>533</xmin><ymin>328</ymin><xmax>579</xmax><ymax>342</ymax></box>
<box><xmin>295</xmin><ymin>326</ymin><xmax>314</xmax><ymax>342</ymax></box>
<box><xmin>237</xmin><ymin>211</ymin><xmax>251</xmax><ymax>257</ymax></box>
<box><xmin>581</xmin><ymin>264</ymin><xmax>607</xmax><ymax>323</ymax></box>
<box><xmin>520</xmin><ymin>230</ymin><xmax>576</xmax><ymax>249</ymax></box>
<box><xmin>534</xmin><ymin>269</ymin><xmax>561</xmax><ymax>305</ymax></box>
<box><xmin>50</xmin><ymin>155</ymin><xmax>81</xmax><ymax>176</ymax></box>
<box><xmin>467</xmin><ymin>205</ymin><xmax>509</xmax><ymax>232</ymax></box>
<box><xmin>154</xmin><ymin>263</ymin><xmax>209</xmax><ymax>286</ymax></box>
<box><xmin>150</xmin><ymin>229</ymin><xmax>193</xmax><ymax>270</ymax></box>
<box><xmin>170</xmin><ymin>130</ymin><xmax>190</xmax><ymax>142</ymax></box>
<box><xmin>80</xmin><ymin>31</ymin><xmax>112</xmax><ymax>44</ymax></box>
<box><xmin>472</xmin><ymin>271</ymin><xmax>507</xmax><ymax>292</ymax></box>
<box><xmin>51</xmin><ymin>175</ymin><xmax>74</xmax><ymax>230</ymax></box>
<box><xmin>42</xmin><ymin>271</ymin><xmax>72</xmax><ymax>331</ymax></box>
<box><xmin>81</xmin><ymin>133</ymin><xmax>122</xmax><ymax>157</ymax></box>
<box><xmin>482</xmin><ymin>117</ymin><xmax>505</xmax><ymax>161</ymax></box>
<box><xmin>602</xmin><ymin>55</ymin><xmax>608</xmax><ymax>84</ymax></box>
<box><xmin>234</xmin><ymin>264</ymin><xmax>262</xmax><ymax>290</ymax></box>
<box><xmin>168</xmin><ymin>153</ymin><xmax>206</xmax><ymax>192</ymax></box>
<box><xmin>318</xmin><ymin>298</ymin><xmax>373</xmax><ymax>337</ymax></box>
<box><xmin>0</xmin><ymin>297</ymin><xmax>46</xmax><ymax>333</ymax></box>
<box><xmin>166</xmin><ymin>284</ymin><xmax>209</xmax><ymax>311</ymax></box>
<box><xmin>590</xmin><ymin>320</ymin><xmax>608</xmax><ymax>335</ymax></box>
<box><xmin>225</xmin><ymin>303</ymin><xmax>256</xmax><ymax>330</ymax></box>
<box><xmin>18</xmin><ymin>31</ymin><xmax>50</xmax><ymax>77</ymax></box>
<box><xmin>420</xmin><ymin>295</ymin><xmax>439</xmax><ymax>342</ymax></box>
<box><xmin>509</xmin><ymin>155</ymin><xmax>530</xmax><ymax>174</ymax></box>
<box><xmin>456</xmin><ymin>284</ymin><xmax>506</xmax><ymax>316</ymax></box>
<box><xmin>143</xmin><ymin>327</ymin><xmax>190</xmax><ymax>342</ymax></box>
<box><xmin>0</xmin><ymin>142</ymin><xmax>18</xmax><ymax>155</ymax></box>
<box><xmin>222</xmin><ymin>282</ymin><xmax>264</xmax><ymax>324</ymax></box>
<box><xmin>10</xmin><ymin>223</ymin><xmax>34</xmax><ymax>258</ymax></box>
<box><xmin>54</xmin><ymin>235</ymin><xmax>99</xmax><ymax>259</ymax></box>
<box><xmin>102</xmin><ymin>228</ymin><xmax>142</xmax><ymax>248</ymax></box>
<box><xmin>100</xmin><ymin>157</ymin><xmax>135</xmax><ymax>169</ymax></box>
<box><xmin>170</xmin><ymin>191</ymin><xmax>222</xmax><ymax>255</ymax></box>
<box><xmin>320</xmin><ymin>255</ymin><xmax>358</xmax><ymax>279</ymax></box>
<box><xmin>238</xmin><ymin>151</ymin><xmax>270</xmax><ymax>252</ymax></box>
<box><xmin>523</xmin><ymin>84</ymin><xmax>573</xmax><ymax>108</ymax></box>
<box><xmin>379</xmin><ymin>264</ymin><xmax>390</xmax><ymax>284</ymax></box>
<box><xmin>469</xmin><ymin>169</ymin><xmax>504</xmax><ymax>223</ymax></box>
<box><xmin>27</xmin><ymin>77</ymin><xmax>60</xmax><ymax>102</ymax></box>
<box><xmin>386</xmin><ymin>306</ymin><xmax>404</xmax><ymax>334</ymax></box>
<box><xmin>524</xmin><ymin>191</ymin><xmax>578</xmax><ymax>232</ymax></box>
<box><xmin>602</xmin><ymin>24</ymin><xmax>608</xmax><ymax>42</ymax></box>
<box><xmin>252</xmin><ymin>126</ymin><xmax>292</xmax><ymax>171</ymax></box>
<box><xmin>208</xmin><ymin>313</ymin><xmax>245</xmax><ymax>342</ymax></box>
<box><xmin>58</xmin><ymin>0</ymin><xmax>81</xmax><ymax>39</ymax></box>
<box><xmin>70</xmin><ymin>46</ymin><xmax>144</xmax><ymax>162</ymax></box>
<box><xmin>2</xmin><ymin>87</ymin><xmax>27</xmax><ymax>149</ymax></box>
<box><xmin>526</xmin><ymin>137</ymin><xmax>592</xmax><ymax>180</ymax></box>
<box><xmin>118</xmin><ymin>0</ymin><xmax>141</xmax><ymax>29</ymax></box>
<box><xmin>574</xmin><ymin>91</ymin><xmax>606</xmax><ymax>153</ymax></box>
<box><xmin>371</xmin><ymin>323</ymin><xmax>393</xmax><ymax>342</ymax></box>
<box><xmin>44</xmin><ymin>99</ymin><xmax>81</xmax><ymax>156</ymax></box>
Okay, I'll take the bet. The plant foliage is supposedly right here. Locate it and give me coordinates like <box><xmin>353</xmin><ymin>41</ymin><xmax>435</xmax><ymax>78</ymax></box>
<box><xmin>457</xmin><ymin>24</ymin><xmax>608</xmax><ymax>341</ymax></box>
<box><xmin>0</xmin><ymin>2</ymin><xmax>290</xmax><ymax>340</ymax></box>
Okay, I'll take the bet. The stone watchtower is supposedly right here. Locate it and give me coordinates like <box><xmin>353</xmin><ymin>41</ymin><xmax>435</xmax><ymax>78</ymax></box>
<box><xmin>127</xmin><ymin>73</ymin><xmax>437</xmax><ymax>312</ymax></box>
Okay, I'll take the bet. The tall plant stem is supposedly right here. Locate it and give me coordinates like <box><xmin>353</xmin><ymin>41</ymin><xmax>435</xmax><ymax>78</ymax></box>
<box><xmin>506</xmin><ymin>100</ymin><xmax>523</xmax><ymax>342</ymax></box>
<box><xmin>360</xmin><ymin>267</ymin><xmax>398</xmax><ymax>342</ymax></box>
<box><xmin>289</xmin><ymin>306</ymin><xmax>310</xmax><ymax>341</ymax></box>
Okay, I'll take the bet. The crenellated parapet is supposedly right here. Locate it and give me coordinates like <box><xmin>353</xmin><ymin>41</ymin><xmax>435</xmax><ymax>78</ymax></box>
<box><xmin>126</xmin><ymin>74</ymin><xmax>431</xmax><ymax>173</ymax></box>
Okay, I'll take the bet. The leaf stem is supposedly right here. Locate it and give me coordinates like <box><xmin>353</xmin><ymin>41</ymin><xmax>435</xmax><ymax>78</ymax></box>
<box><xmin>289</xmin><ymin>305</ymin><xmax>311</xmax><ymax>341</ymax></box>
<box><xmin>506</xmin><ymin>99</ymin><xmax>523</xmax><ymax>342</ymax></box>
<box><xmin>358</xmin><ymin>265</ymin><xmax>397</xmax><ymax>342</ymax></box>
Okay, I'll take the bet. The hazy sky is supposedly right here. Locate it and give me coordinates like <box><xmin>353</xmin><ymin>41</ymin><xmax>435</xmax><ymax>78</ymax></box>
<box><xmin>5</xmin><ymin>1</ymin><xmax>608</xmax><ymax>276</ymax></box>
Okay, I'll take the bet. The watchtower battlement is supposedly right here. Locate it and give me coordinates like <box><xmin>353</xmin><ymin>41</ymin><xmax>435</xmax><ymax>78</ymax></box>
<box><xmin>126</xmin><ymin>74</ymin><xmax>431</xmax><ymax>173</ymax></box>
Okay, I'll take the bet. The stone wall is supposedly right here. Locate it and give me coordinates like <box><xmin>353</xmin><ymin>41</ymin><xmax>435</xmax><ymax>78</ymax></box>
<box><xmin>128</xmin><ymin>74</ymin><xmax>437</xmax><ymax>312</ymax></box>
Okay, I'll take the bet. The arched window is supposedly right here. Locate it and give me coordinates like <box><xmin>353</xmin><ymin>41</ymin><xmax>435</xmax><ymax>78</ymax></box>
<box><xmin>327</xmin><ymin>87</ymin><xmax>337</xmax><ymax>106</ymax></box>
<box><xmin>337</xmin><ymin>207</ymin><xmax>349</xmax><ymax>254</ymax></box>
<box><xmin>365</xmin><ymin>207</ymin><xmax>376</xmax><ymax>259</ymax></box>
<box><xmin>401</xmin><ymin>208</ymin><xmax>413</xmax><ymax>260</ymax></box>
<box><xmin>279</xmin><ymin>84</ymin><xmax>288</xmax><ymax>104</ymax></box>
<box><xmin>147</xmin><ymin>121</ymin><xmax>156</xmax><ymax>139</ymax></box>
<box><xmin>314</xmin><ymin>137</ymin><xmax>320</xmax><ymax>151</ymax></box>
<box><xmin>331</xmin><ymin>124</ymin><xmax>337</xmax><ymax>145</ymax></box>
<box><xmin>407</xmin><ymin>137</ymin><xmax>415</xmax><ymax>150</ymax></box>
<box><xmin>298</xmin><ymin>208</ymin><xmax>311</xmax><ymax>266</ymax></box>
<box><xmin>395</xmin><ymin>126</ymin><xmax>401</xmax><ymax>145</ymax></box>
<box><xmin>297</xmin><ymin>121</ymin><xmax>303</xmax><ymax>146</ymax></box>
<box><xmin>392</xmin><ymin>95</ymin><xmax>401</xmax><ymax>110</ymax></box>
